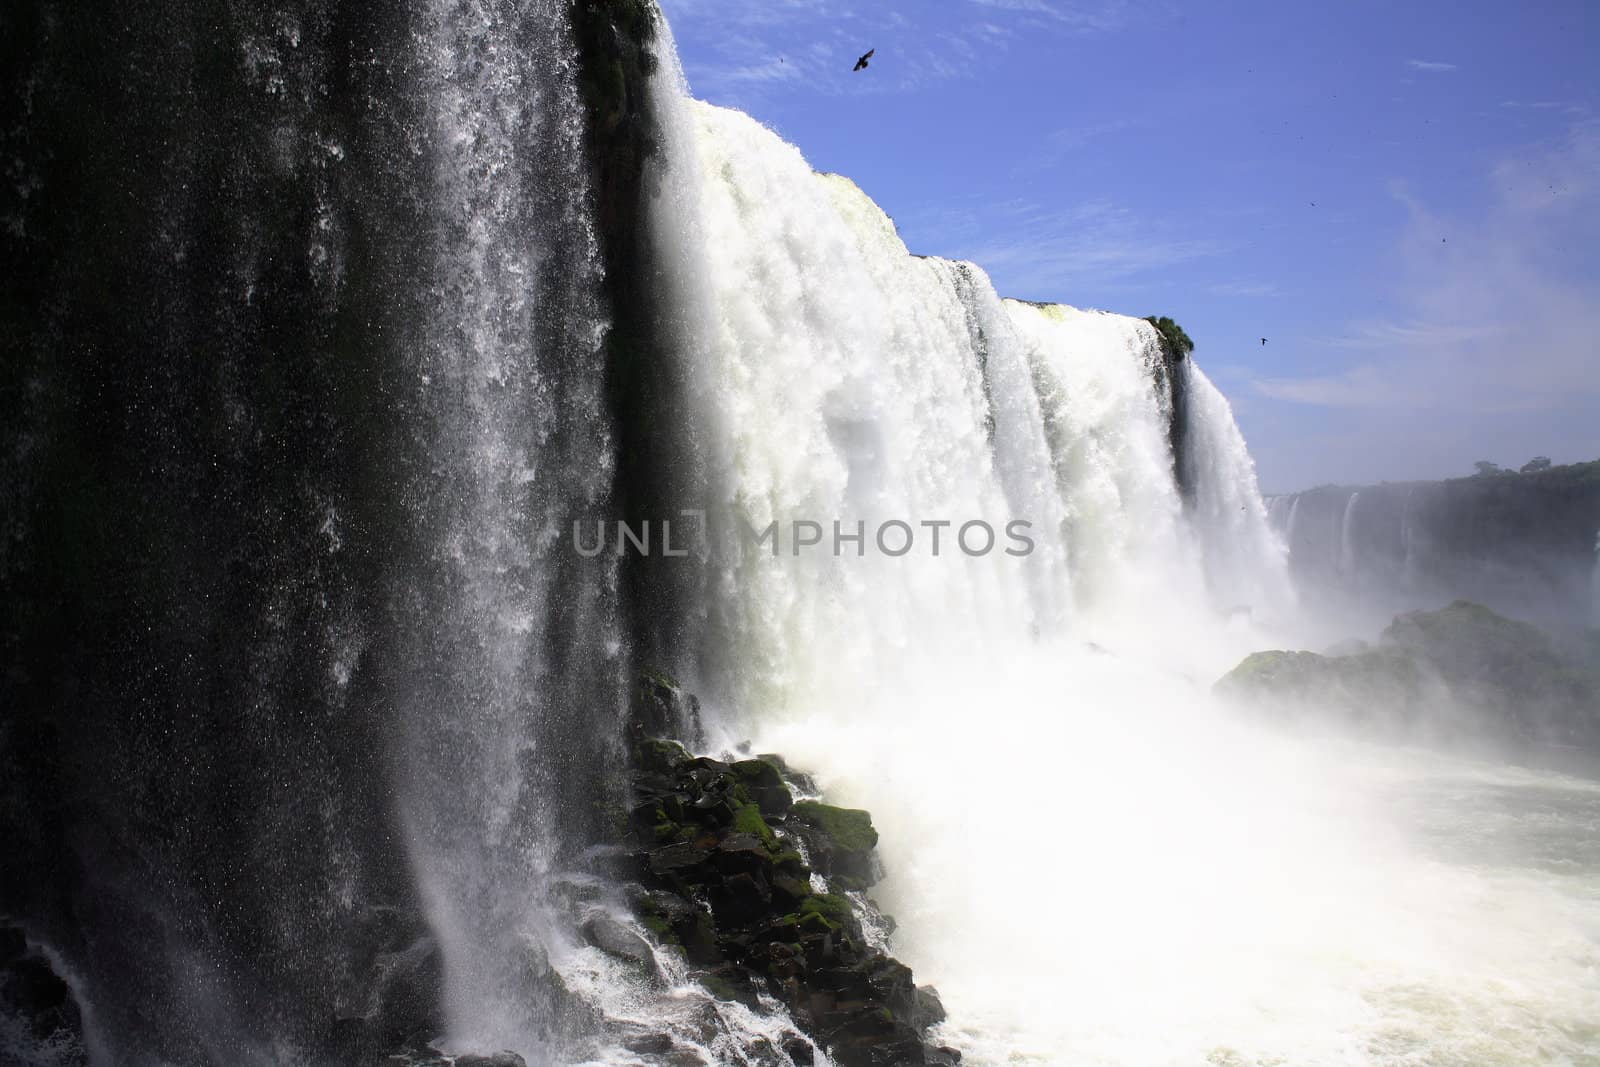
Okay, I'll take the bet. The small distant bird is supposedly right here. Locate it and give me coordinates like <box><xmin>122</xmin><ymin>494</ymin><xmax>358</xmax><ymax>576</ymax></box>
<box><xmin>853</xmin><ymin>48</ymin><xmax>875</xmax><ymax>72</ymax></box>
<box><xmin>1260</xmin><ymin>337</ymin><xmax>1267</xmax><ymax>345</ymax></box>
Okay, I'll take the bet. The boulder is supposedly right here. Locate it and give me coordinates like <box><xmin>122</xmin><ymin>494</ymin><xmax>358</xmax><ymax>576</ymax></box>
<box><xmin>454</xmin><ymin>1054</ymin><xmax>527</xmax><ymax>1067</ymax></box>
<box><xmin>731</xmin><ymin>758</ymin><xmax>794</xmax><ymax>817</ymax></box>
<box><xmin>581</xmin><ymin>915</ymin><xmax>656</xmax><ymax>972</ymax></box>
<box><xmin>789</xmin><ymin>802</ymin><xmax>880</xmax><ymax>888</ymax></box>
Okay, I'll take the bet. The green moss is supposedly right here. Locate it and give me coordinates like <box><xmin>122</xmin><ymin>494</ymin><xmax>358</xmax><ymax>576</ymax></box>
<box><xmin>792</xmin><ymin>800</ymin><xmax>878</xmax><ymax>853</ymax></box>
<box><xmin>799</xmin><ymin>893</ymin><xmax>853</xmax><ymax>926</ymax></box>
<box><xmin>732</xmin><ymin>801</ymin><xmax>778</xmax><ymax>848</ymax></box>
<box><xmin>772</xmin><ymin>850</ymin><xmax>808</xmax><ymax>874</ymax></box>
<box><xmin>796</xmin><ymin>910</ymin><xmax>840</xmax><ymax>934</ymax></box>
<box><xmin>731</xmin><ymin>758</ymin><xmax>785</xmax><ymax>789</ymax></box>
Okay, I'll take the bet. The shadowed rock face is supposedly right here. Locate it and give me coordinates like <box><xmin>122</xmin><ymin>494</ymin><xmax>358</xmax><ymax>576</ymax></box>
<box><xmin>1217</xmin><ymin>601</ymin><xmax>1600</xmax><ymax>750</ymax></box>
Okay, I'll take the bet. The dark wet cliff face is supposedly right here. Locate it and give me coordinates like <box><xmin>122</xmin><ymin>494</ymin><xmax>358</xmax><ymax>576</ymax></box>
<box><xmin>1</xmin><ymin>1</ymin><xmax>657</xmax><ymax>1061</ymax></box>
<box><xmin>3</xmin><ymin>3</ymin><xmax>433</xmax><ymax>1058</ymax></box>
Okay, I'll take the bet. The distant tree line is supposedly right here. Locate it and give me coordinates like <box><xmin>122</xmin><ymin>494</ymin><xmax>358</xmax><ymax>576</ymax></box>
<box><xmin>1473</xmin><ymin>457</ymin><xmax>1555</xmax><ymax>477</ymax></box>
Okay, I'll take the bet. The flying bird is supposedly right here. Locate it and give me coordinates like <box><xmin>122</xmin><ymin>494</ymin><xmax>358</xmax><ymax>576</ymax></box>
<box><xmin>1260</xmin><ymin>337</ymin><xmax>1267</xmax><ymax>345</ymax></box>
<box><xmin>853</xmin><ymin>48</ymin><xmax>875</xmax><ymax>72</ymax></box>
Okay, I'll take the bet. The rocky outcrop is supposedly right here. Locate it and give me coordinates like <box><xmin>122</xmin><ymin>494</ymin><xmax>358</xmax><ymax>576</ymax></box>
<box><xmin>1217</xmin><ymin>601</ymin><xmax>1600</xmax><ymax>749</ymax></box>
<box><xmin>1144</xmin><ymin>316</ymin><xmax>1193</xmax><ymax>500</ymax></box>
<box><xmin>613</xmin><ymin>679</ymin><xmax>958</xmax><ymax>1067</ymax></box>
<box><xmin>0</xmin><ymin>924</ymin><xmax>86</xmax><ymax>1067</ymax></box>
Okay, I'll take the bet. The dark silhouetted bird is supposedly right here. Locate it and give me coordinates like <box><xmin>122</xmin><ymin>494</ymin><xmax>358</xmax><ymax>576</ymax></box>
<box><xmin>1260</xmin><ymin>337</ymin><xmax>1267</xmax><ymax>345</ymax></box>
<box><xmin>853</xmin><ymin>48</ymin><xmax>875</xmax><ymax>72</ymax></box>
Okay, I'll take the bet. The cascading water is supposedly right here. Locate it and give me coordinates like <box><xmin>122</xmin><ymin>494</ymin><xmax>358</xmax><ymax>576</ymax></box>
<box><xmin>1400</xmin><ymin>488</ymin><xmax>1417</xmax><ymax>587</ymax></box>
<box><xmin>391</xmin><ymin>2</ymin><xmax>623</xmax><ymax>1057</ymax></box>
<box><xmin>648</xmin><ymin>93</ymin><xmax>1076</xmax><ymax>711</ymax></box>
<box><xmin>1179</xmin><ymin>360</ymin><xmax>1294</xmax><ymax>619</ymax></box>
<box><xmin>1338</xmin><ymin>491</ymin><xmax>1361</xmax><ymax>581</ymax></box>
<box><xmin>1591</xmin><ymin>530</ymin><xmax>1600</xmax><ymax>627</ymax></box>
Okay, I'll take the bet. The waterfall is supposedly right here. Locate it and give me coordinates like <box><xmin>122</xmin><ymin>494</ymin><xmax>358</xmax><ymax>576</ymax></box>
<box><xmin>1179</xmin><ymin>360</ymin><xmax>1294</xmax><ymax>618</ymax></box>
<box><xmin>1400</xmin><ymin>488</ymin><xmax>1418</xmax><ymax>588</ymax></box>
<box><xmin>1338</xmin><ymin>490</ymin><xmax>1361</xmax><ymax>580</ymax></box>
<box><xmin>643</xmin><ymin>83</ymin><xmax>1283</xmax><ymax>712</ymax></box>
<box><xmin>392</xmin><ymin>1</ymin><xmax>622</xmax><ymax>1058</ymax></box>
<box><xmin>14</xmin><ymin>4</ymin><xmax>1597</xmax><ymax>1066</ymax></box>
<box><xmin>1592</xmin><ymin>530</ymin><xmax>1600</xmax><ymax>627</ymax></box>
<box><xmin>649</xmin><ymin>93</ymin><xmax>1072</xmax><ymax>712</ymax></box>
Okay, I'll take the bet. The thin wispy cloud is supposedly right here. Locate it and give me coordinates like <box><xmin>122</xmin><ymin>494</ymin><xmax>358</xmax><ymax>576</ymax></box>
<box><xmin>912</xmin><ymin>197</ymin><xmax>1225</xmax><ymax>298</ymax></box>
<box><xmin>1208</xmin><ymin>280</ymin><xmax>1279</xmax><ymax>298</ymax></box>
<box><xmin>1320</xmin><ymin>319</ymin><xmax>1501</xmax><ymax>350</ymax></box>
<box><xmin>661</xmin><ymin>0</ymin><xmax>1144</xmax><ymax>104</ymax></box>
<box><xmin>1250</xmin><ymin>120</ymin><xmax>1600</xmax><ymax>421</ymax></box>
<box><xmin>1407</xmin><ymin>58</ymin><xmax>1458</xmax><ymax>72</ymax></box>
<box><xmin>966</xmin><ymin>0</ymin><xmax>1137</xmax><ymax>33</ymax></box>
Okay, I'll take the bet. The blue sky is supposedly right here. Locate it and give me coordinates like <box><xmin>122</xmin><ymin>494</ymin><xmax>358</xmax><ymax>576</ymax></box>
<box><xmin>658</xmin><ymin>0</ymin><xmax>1599</xmax><ymax>492</ymax></box>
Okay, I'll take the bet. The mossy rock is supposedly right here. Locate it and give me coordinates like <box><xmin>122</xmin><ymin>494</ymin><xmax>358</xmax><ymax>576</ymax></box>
<box><xmin>731</xmin><ymin>801</ymin><xmax>779</xmax><ymax>849</ymax></box>
<box><xmin>731</xmin><ymin>758</ymin><xmax>794</xmax><ymax>817</ymax></box>
<box><xmin>799</xmin><ymin>893</ymin><xmax>854</xmax><ymax>927</ymax></box>
<box><xmin>791</xmin><ymin>801</ymin><xmax>879</xmax><ymax>886</ymax></box>
<box><xmin>791</xmin><ymin>801</ymin><xmax>878</xmax><ymax>853</ymax></box>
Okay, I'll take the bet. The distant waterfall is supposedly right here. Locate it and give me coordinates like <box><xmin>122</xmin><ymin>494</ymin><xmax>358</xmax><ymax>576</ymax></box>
<box><xmin>1269</xmin><ymin>478</ymin><xmax>1600</xmax><ymax>627</ymax></box>
<box><xmin>1339</xmin><ymin>491</ymin><xmax>1361</xmax><ymax>579</ymax></box>
<box><xmin>1591</xmin><ymin>530</ymin><xmax>1600</xmax><ymax>627</ymax></box>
